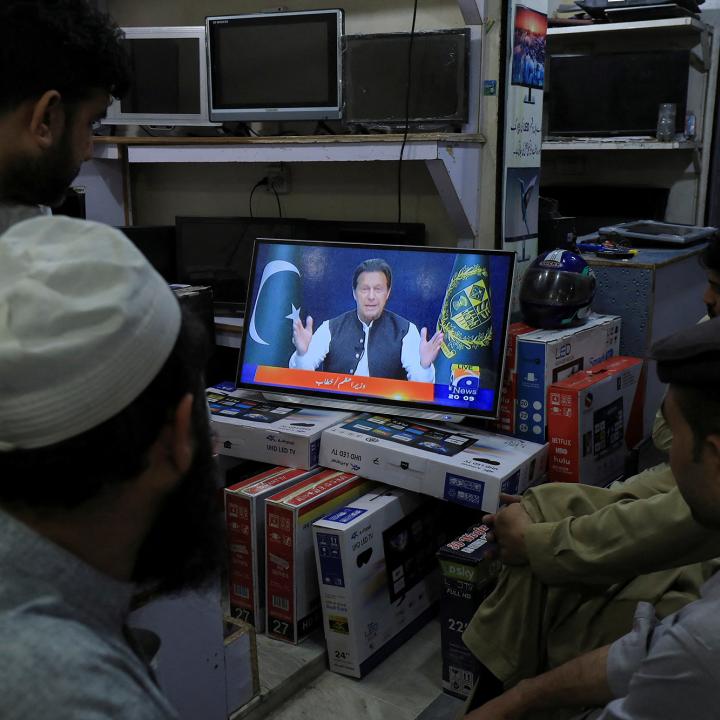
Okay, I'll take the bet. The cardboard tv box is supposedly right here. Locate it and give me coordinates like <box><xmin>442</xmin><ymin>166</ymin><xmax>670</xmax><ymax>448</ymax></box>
<box><xmin>225</xmin><ymin>466</ymin><xmax>320</xmax><ymax>631</ymax></box>
<box><xmin>313</xmin><ymin>488</ymin><xmax>442</xmax><ymax>678</ymax></box>
<box><xmin>319</xmin><ymin>414</ymin><xmax>548</xmax><ymax>513</ymax></box>
<box><xmin>515</xmin><ymin>314</ymin><xmax>621</xmax><ymax>443</ymax></box>
<box><xmin>265</xmin><ymin>470</ymin><xmax>374</xmax><ymax>644</ymax></box>
<box><xmin>437</xmin><ymin>525</ymin><xmax>501</xmax><ymax>699</ymax></box>
<box><xmin>489</xmin><ymin>322</ymin><xmax>536</xmax><ymax>436</ymax></box>
<box><xmin>547</xmin><ymin>356</ymin><xmax>645</xmax><ymax>486</ymax></box>
<box><xmin>207</xmin><ymin>387</ymin><xmax>352</xmax><ymax>469</ymax></box>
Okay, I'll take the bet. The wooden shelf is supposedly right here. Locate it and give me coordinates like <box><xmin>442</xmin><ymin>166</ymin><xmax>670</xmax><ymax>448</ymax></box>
<box><xmin>93</xmin><ymin>133</ymin><xmax>485</xmax><ymax>163</ymax></box>
<box><xmin>542</xmin><ymin>138</ymin><xmax>700</xmax><ymax>151</ymax></box>
<box><xmin>547</xmin><ymin>16</ymin><xmax>710</xmax><ymax>39</ymax></box>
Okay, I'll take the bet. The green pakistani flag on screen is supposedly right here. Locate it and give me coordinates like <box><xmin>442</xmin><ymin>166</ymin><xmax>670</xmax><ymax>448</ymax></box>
<box><xmin>245</xmin><ymin>244</ymin><xmax>303</xmax><ymax>368</ymax></box>
<box><xmin>435</xmin><ymin>254</ymin><xmax>493</xmax><ymax>389</ymax></box>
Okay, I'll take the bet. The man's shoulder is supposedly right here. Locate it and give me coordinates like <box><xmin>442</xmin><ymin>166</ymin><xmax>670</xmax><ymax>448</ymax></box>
<box><xmin>0</xmin><ymin>611</ymin><xmax>176</xmax><ymax>719</ymax></box>
<box><xmin>382</xmin><ymin>310</ymin><xmax>411</xmax><ymax>332</ymax></box>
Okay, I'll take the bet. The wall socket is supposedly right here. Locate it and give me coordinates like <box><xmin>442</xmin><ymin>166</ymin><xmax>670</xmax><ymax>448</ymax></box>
<box><xmin>265</xmin><ymin>164</ymin><xmax>291</xmax><ymax>194</ymax></box>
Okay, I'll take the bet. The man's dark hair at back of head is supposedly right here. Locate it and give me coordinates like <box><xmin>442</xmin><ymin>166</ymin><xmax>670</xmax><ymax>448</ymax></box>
<box><xmin>0</xmin><ymin>308</ymin><xmax>210</xmax><ymax>509</ymax></box>
<box><xmin>0</xmin><ymin>0</ymin><xmax>130</xmax><ymax>114</ymax></box>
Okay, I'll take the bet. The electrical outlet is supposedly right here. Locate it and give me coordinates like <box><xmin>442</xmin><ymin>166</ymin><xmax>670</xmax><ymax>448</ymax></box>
<box><xmin>265</xmin><ymin>164</ymin><xmax>291</xmax><ymax>194</ymax></box>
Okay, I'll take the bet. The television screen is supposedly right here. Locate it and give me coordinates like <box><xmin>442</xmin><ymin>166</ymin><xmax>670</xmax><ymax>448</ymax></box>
<box><xmin>511</xmin><ymin>5</ymin><xmax>547</xmax><ymax>94</ymax></box>
<box><xmin>547</xmin><ymin>50</ymin><xmax>690</xmax><ymax>136</ymax></box>
<box><xmin>105</xmin><ymin>27</ymin><xmax>215</xmax><ymax>126</ymax></box>
<box><xmin>343</xmin><ymin>29</ymin><xmax>469</xmax><ymax>127</ymax></box>
<box><xmin>207</xmin><ymin>10</ymin><xmax>343</xmax><ymax>122</ymax></box>
<box><xmin>238</xmin><ymin>240</ymin><xmax>516</xmax><ymax>420</ymax></box>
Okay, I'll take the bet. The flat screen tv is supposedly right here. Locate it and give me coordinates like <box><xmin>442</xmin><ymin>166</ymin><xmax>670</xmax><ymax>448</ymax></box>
<box><xmin>206</xmin><ymin>9</ymin><xmax>343</xmax><ymax>123</ymax></box>
<box><xmin>511</xmin><ymin>5</ymin><xmax>547</xmax><ymax>105</ymax></box>
<box><xmin>238</xmin><ymin>240</ymin><xmax>516</xmax><ymax>421</ymax></box>
<box><xmin>343</xmin><ymin>29</ymin><xmax>470</xmax><ymax>129</ymax></box>
<box><xmin>547</xmin><ymin>50</ymin><xmax>690</xmax><ymax>136</ymax></box>
<box><xmin>104</xmin><ymin>27</ymin><xmax>216</xmax><ymax>127</ymax></box>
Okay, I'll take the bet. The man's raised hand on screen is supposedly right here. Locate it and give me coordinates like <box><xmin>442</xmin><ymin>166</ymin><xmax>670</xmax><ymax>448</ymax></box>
<box><xmin>419</xmin><ymin>327</ymin><xmax>444</xmax><ymax>369</ymax></box>
<box><xmin>292</xmin><ymin>316</ymin><xmax>314</xmax><ymax>356</ymax></box>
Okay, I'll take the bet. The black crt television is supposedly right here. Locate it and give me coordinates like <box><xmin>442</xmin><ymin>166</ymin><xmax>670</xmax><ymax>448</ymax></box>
<box><xmin>174</xmin><ymin>217</ymin><xmax>425</xmax><ymax>307</ymax></box>
<box><xmin>238</xmin><ymin>239</ymin><xmax>516</xmax><ymax>421</ymax></box>
<box><xmin>510</xmin><ymin>5</ymin><xmax>547</xmax><ymax>105</ymax></box>
<box><xmin>206</xmin><ymin>9</ymin><xmax>344</xmax><ymax>123</ymax></box>
<box><xmin>117</xmin><ymin>225</ymin><xmax>177</xmax><ymax>283</ymax></box>
<box><xmin>547</xmin><ymin>50</ymin><xmax>690</xmax><ymax>136</ymax></box>
<box><xmin>342</xmin><ymin>29</ymin><xmax>470</xmax><ymax>130</ymax></box>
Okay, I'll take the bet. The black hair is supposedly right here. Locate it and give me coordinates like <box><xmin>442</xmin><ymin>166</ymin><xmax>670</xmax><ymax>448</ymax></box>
<box><xmin>673</xmin><ymin>385</ymin><xmax>720</xmax><ymax>460</ymax></box>
<box><xmin>701</xmin><ymin>234</ymin><xmax>720</xmax><ymax>274</ymax></box>
<box><xmin>0</xmin><ymin>308</ymin><xmax>210</xmax><ymax>509</ymax></box>
<box><xmin>0</xmin><ymin>0</ymin><xmax>130</xmax><ymax>113</ymax></box>
<box><xmin>352</xmin><ymin>258</ymin><xmax>393</xmax><ymax>290</ymax></box>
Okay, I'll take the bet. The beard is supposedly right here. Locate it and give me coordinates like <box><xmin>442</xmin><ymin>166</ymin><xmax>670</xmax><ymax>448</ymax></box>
<box><xmin>707</xmin><ymin>304</ymin><xmax>717</xmax><ymax>319</ymax></box>
<box><xmin>131</xmin><ymin>396</ymin><xmax>226</xmax><ymax>597</ymax></box>
<box><xmin>0</xmin><ymin>131</ymin><xmax>80</xmax><ymax>208</ymax></box>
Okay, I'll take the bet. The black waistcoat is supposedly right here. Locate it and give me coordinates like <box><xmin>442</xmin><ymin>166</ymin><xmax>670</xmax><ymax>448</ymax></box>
<box><xmin>325</xmin><ymin>310</ymin><xmax>409</xmax><ymax>379</ymax></box>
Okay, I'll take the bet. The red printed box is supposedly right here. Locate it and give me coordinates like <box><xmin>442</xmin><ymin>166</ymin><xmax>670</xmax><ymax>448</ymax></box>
<box><xmin>225</xmin><ymin>466</ymin><xmax>319</xmax><ymax>631</ymax></box>
<box><xmin>547</xmin><ymin>356</ymin><xmax>644</xmax><ymax>486</ymax></box>
<box><xmin>265</xmin><ymin>471</ymin><xmax>374</xmax><ymax>644</ymax></box>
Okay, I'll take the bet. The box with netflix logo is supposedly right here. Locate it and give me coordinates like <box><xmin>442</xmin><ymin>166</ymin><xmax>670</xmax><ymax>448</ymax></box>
<box><xmin>208</xmin><ymin>387</ymin><xmax>352</xmax><ymax>469</ymax></box>
<box><xmin>515</xmin><ymin>314</ymin><xmax>621</xmax><ymax>443</ymax></box>
<box><xmin>547</xmin><ymin>356</ymin><xmax>644</xmax><ymax>486</ymax></box>
<box><xmin>265</xmin><ymin>470</ymin><xmax>374</xmax><ymax>644</ymax></box>
<box><xmin>225</xmin><ymin>466</ymin><xmax>319</xmax><ymax>632</ymax></box>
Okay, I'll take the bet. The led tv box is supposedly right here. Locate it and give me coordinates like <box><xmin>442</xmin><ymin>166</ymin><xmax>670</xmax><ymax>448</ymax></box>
<box><xmin>265</xmin><ymin>472</ymin><xmax>374</xmax><ymax>644</ymax></box>
<box><xmin>313</xmin><ymin>488</ymin><xmax>441</xmax><ymax>678</ymax></box>
<box><xmin>207</xmin><ymin>387</ymin><xmax>352</xmax><ymax>469</ymax></box>
<box><xmin>319</xmin><ymin>414</ymin><xmax>548</xmax><ymax>512</ymax></box>
<box><xmin>547</xmin><ymin>356</ymin><xmax>644</xmax><ymax>486</ymax></box>
<box><xmin>515</xmin><ymin>314</ymin><xmax>622</xmax><ymax>443</ymax></box>
<box><xmin>437</xmin><ymin>524</ymin><xmax>500</xmax><ymax>699</ymax></box>
<box><xmin>225</xmin><ymin>466</ymin><xmax>318</xmax><ymax>631</ymax></box>
<box><xmin>238</xmin><ymin>240</ymin><xmax>516</xmax><ymax>421</ymax></box>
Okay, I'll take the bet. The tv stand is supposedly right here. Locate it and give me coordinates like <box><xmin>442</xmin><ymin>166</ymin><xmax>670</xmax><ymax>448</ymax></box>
<box><xmin>523</xmin><ymin>87</ymin><xmax>536</xmax><ymax>105</ymax></box>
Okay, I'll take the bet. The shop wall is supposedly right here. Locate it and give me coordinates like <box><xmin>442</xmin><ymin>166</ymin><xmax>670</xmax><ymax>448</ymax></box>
<box><xmin>106</xmin><ymin>0</ymin><xmax>466</xmax><ymax>246</ymax></box>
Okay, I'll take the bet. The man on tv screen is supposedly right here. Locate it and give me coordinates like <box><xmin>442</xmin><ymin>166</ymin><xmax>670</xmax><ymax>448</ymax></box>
<box><xmin>289</xmin><ymin>258</ymin><xmax>444</xmax><ymax>382</ymax></box>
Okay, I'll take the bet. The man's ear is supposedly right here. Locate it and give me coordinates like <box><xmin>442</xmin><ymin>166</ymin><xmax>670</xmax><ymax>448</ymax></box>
<box><xmin>704</xmin><ymin>434</ymin><xmax>720</xmax><ymax>471</ymax></box>
<box><xmin>28</xmin><ymin>90</ymin><xmax>63</xmax><ymax>149</ymax></box>
<box><xmin>166</xmin><ymin>393</ymin><xmax>195</xmax><ymax>477</ymax></box>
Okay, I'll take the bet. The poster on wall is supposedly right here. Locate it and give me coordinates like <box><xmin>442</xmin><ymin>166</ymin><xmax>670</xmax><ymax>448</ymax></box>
<box><xmin>501</xmin><ymin>0</ymin><xmax>548</xmax><ymax>305</ymax></box>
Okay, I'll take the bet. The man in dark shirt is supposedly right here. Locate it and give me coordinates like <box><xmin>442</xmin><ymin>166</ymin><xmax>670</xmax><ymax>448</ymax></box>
<box><xmin>0</xmin><ymin>0</ymin><xmax>129</xmax><ymax>231</ymax></box>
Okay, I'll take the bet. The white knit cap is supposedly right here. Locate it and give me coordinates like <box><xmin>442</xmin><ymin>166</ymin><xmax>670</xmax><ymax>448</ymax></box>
<box><xmin>0</xmin><ymin>216</ymin><xmax>182</xmax><ymax>451</ymax></box>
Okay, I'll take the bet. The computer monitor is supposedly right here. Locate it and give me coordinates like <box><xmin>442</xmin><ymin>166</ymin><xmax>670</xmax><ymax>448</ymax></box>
<box><xmin>238</xmin><ymin>240</ymin><xmax>516</xmax><ymax>421</ymax></box>
<box><xmin>343</xmin><ymin>29</ymin><xmax>470</xmax><ymax>130</ymax></box>
<box><xmin>175</xmin><ymin>216</ymin><xmax>426</xmax><ymax>306</ymax></box>
<box><xmin>117</xmin><ymin>225</ymin><xmax>177</xmax><ymax>282</ymax></box>
<box><xmin>104</xmin><ymin>27</ymin><xmax>216</xmax><ymax>127</ymax></box>
<box><xmin>547</xmin><ymin>50</ymin><xmax>690</xmax><ymax>136</ymax></box>
<box><xmin>206</xmin><ymin>9</ymin><xmax>344</xmax><ymax>123</ymax></box>
<box><xmin>510</xmin><ymin>5</ymin><xmax>547</xmax><ymax>105</ymax></box>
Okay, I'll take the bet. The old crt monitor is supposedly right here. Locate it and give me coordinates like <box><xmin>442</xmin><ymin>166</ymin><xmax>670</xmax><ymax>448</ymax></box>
<box><xmin>206</xmin><ymin>9</ymin><xmax>343</xmax><ymax>123</ymax></box>
<box><xmin>105</xmin><ymin>27</ymin><xmax>215</xmax><ymax>127</ymax></box>
<box><xmin>511</xmin><ymin>5</ymin><xmax>547</xmax><ymax>105</ymax></box>
<box><xmin>343</xmin><ymin>29</ymin><xmax>469</xmax><ymax>129</ymax></box>
<box><xmin>238</xmin><ymin>240</ymin><xmax>516</xmax><ymax>420</ymax></box>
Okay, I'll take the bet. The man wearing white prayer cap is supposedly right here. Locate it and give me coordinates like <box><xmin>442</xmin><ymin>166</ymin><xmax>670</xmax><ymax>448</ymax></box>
<box><xmin>0</xmin><ymin>216</ymin><xmax>224</xmax><ymax>719</ymax></box>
